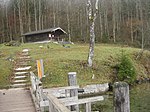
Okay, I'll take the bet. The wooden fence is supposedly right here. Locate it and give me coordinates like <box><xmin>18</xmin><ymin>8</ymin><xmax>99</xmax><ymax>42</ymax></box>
<box><xmin>30</xmin><ymin>71</ymin><xmax>130</xmax><ymax>112</ymax></box>
<box><xmin>30</xmin><ymin>71</ymin><xmax>70</xmax><ymax>112</ymax></box>
<box><xmin>30</xmin><ymin>72</ymin><xmax>105</xmax><ymax>112</ymax></box>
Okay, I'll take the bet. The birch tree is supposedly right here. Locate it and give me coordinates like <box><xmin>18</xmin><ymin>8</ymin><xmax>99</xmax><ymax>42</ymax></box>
<box><xmin>87</xmin><ymin>0</ymin><xmax>99</xmax><ymax>67</ymax></box>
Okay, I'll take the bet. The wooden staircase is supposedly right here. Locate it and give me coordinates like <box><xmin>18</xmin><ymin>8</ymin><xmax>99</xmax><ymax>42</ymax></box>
<box><xmin>11</xmin><ymin>49</ymin><xmax>31</xmax><ymax>88</ymax></box>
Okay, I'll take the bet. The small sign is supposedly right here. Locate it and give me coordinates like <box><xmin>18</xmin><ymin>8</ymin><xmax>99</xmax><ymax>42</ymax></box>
<box><xmin>37</xmin><ymin>59</ymin><xmax>44</xmax><ymax>79</ymax></box>
<box><xmin>49</xmin><ymin>34</ymin><xmax>51</xmax><ymax>37</ymax></box>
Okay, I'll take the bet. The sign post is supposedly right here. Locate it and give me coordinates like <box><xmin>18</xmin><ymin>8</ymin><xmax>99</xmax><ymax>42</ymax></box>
<box><xmin>37</xmin><ymin>59</ymin><xmax>44</xmax><ymax>79</ymax></box>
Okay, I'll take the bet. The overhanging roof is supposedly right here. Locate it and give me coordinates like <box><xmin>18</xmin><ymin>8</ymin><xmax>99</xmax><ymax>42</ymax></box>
<box><xmin>22</xmin><ymin>27</ymin><xmax>67</xmax><ymax>36</ymax></box>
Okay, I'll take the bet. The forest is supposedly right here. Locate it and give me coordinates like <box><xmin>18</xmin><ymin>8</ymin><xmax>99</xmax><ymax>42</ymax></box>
<box><xmin>0</xmin><ymin>0</ymin><xmax>150</xmax><ymax>49</ymax></box>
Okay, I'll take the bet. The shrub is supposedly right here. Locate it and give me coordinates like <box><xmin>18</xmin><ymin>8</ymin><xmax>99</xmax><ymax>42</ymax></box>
<box><xmin>117</xmin><ymin>51</ymin><xmax>136</xmax><ymax>84</ymax></box>
<box><xmin>4</xmin><ymin>41</ymin><xmax>21</xmax><ymax>47</ymax></box>
<box><xmin>102</xmin><ymin>33</ymin><xmax>109</xmax><ymax>43</ymax></box>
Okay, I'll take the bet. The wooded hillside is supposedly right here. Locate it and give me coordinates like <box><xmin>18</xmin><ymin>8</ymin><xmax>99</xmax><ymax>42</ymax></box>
<box><xmin>0</xmin><ymin>0</ymin><xmax>150</xmax><ymax>48</ymax></box>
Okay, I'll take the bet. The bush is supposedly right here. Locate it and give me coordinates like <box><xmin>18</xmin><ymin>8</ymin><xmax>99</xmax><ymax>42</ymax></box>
<box><xmin>117</xmin><ymin>51</ymin><xmax>136</xmax><ymax>84</ymax></box>
<box><xmin>4</xmin><ymin>41</ymin><xmax>21</xmax><ymax>47</ymax></box>
<box><xmin>102</xmin><ymin>33</ymin><xmax>109</xmax><ymax>43</ymax></box>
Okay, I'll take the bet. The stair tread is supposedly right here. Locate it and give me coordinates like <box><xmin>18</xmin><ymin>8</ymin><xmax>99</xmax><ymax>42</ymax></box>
<box><xmin>14</xmin><ymin>76</ymin><xmax>27</xmax><ymax>79</ymax></box>
<box><xmin>14</xmin><ymin>66</ymin><xmax>31</xmax><ymax>71</ymax></box>
<box><xmin>11</xmin><ymin>83</ymin><xmax>27</xmax><ymax>87</ymax></box>
<box><xmin>13</xmin><ymin>80</ymin><xmax>28</xmax><ymax>83</ymax></box>
<box><xmin>15</xmin><ymin>72</ymin><xmax>28</xmax><ymax>75</ymax></box>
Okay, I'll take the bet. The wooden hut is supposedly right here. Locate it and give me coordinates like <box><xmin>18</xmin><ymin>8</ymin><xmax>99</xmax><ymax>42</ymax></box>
<box><xmin>22</xmin><ymin>27</ymin><xmax>67</xmax><ymax>43</ymax></box>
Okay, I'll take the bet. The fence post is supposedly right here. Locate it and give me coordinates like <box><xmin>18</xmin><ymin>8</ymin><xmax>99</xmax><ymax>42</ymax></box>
<box><xmin>68</xmin><ymin>72</ymin><xmax>79</xmax><ymax>112</ymax></box>
<box><xmin>85</xmin><ymin>102</ymin><xmax>91</xmax><ymax>112</ymax></box>
<box><xmin>114</xmin><ymin>82</ymin><xmax>130</xmax><ymax>112</ymax></box>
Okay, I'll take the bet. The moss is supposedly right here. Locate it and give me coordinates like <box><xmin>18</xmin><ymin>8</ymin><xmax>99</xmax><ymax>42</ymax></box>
<box><xmin>114</xmin><ymin>82</ymin><xmax>129</xmax><ymax>88</ymax></box>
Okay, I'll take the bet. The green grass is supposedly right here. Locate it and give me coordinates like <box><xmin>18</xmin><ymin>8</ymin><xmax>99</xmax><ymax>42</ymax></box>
<box><xmin>0</xmin><ymin>42</ymin><xmax>150</xmax><ymax>88</ymax></box>
<box><xmin>0</xmin><ymin>45</ymin><xmax>22</xmax><ymax>88</ymax></box>
<box><xmin>91</xmin><ymin>83</ymin><xmax>150</xmax><ymax>112</ymax></box>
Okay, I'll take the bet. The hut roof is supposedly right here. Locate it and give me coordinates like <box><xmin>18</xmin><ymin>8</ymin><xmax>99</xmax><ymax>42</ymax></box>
<box><xmin>22</xmin><ymin>27</ymin><xmax>67</xmax><ymax>36</ymax></box>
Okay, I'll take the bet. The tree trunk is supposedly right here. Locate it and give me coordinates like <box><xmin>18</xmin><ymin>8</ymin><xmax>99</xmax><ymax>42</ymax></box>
<box><xmin>5</xmin><ymin>3</ymin><xmax>9</xmax><ymax>41</ymax></box>
<box><xmin>87</xmin><ymin>0</ymin><xmax>99</xmax><ymax>67</ymax></box>
<box><xmin>27</xmin><ymin>1</ymin><xmax>31</xmax><ymax>32</ymax></box>
<box><xmin>88</xmin><ymin>21</ymin><xmax>96</xmax><ymax>67</ymax></box>
<box><xmin>67</xmin><ymin>0</ymin><xmax>71</xmax><ymax>42</ymax></box>
<box><xmin>14</xmin><ymin>5</ymin><xmax>17</xmax><ymax>37</ymax></box>
<box><xmin>18</xmin><ymin>0</ymin><xmax>24</xmax><ymax>35</ymax></box>
<box><xmin>34</xmin><ymin>0</ymin><xmax>38</xmax><ymax>31</ymax></box>
<box><xmin>112</xmin><ymin>0</ymin><xmax>116</xmax><ymax>43</ymax></box>
<box><xmin>99</xmin><ymin>1</ymin><xmax>103</xmax><ymax>40</ymax></box>
<box><xmin>139</xmin><ymin>1</ymin><xmax>144</xmax><ymax>49</ymax></box>
<box><xmin>130</xmin><ymin>12</ymin><xmax>133</xmax><ymax>43</ymax></box>
<box><xmin>39</xmin><ymin>0</ymin><xmax>41</xmax><ymax>30</ymax></box>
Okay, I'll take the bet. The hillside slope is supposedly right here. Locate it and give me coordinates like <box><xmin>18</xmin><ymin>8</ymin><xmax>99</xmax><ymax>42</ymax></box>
<box><xmin>0</xmin><ymin>43</ymin><xmax>149</xmax><ymax>88</ymax></box>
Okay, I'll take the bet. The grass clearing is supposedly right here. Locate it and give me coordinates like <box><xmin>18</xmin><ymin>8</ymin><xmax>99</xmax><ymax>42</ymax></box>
<box><xmin>0</xmin><ymin>43</ymin><xmax>150</xmax><ymax>88</ymax></box>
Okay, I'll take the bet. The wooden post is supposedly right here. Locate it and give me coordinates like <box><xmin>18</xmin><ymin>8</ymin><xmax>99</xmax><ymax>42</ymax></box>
<box><xmin>68</xmin><ymin>72</ymin><xmax>79</xmax><ymax>112</ymax></box>
<box><xmin>85</xmin><ymin>102</ymin><xmax>91</xmax><ymax>112</ymax></box>
<box><xmin>114</xmin><ymin>82</ymin><xmax>130</xmax><ymax>112</ymax></box>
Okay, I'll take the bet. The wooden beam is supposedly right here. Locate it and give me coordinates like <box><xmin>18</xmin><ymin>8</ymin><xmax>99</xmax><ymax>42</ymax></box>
<box><xmin>59</xmin><ymin>96</ymin><xmax>104</xmax><ymax>106</ymax></box>
<box><xmin>46</xmin><ymin>85</ymin><xmax>79</xmax><ymax>91</ymax></box>
<box><xmin>46</xmin><ymin>94</ymin><xmax>70</xmax><ymax>112</ymax></box>
<box><xmin>59</xmin><ymin>96</ymin><xmax>78</xmax><ymax>103</ymax></box>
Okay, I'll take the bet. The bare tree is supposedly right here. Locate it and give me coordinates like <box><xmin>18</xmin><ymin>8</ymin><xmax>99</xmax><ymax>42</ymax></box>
<box><xmin>0</xmin><ymin>0</ymin><xmax>150</xmax><ymax>48</ymax></box>
<box><xmin>112</xmin><ymin>0</ymin><xmax>116</xmax><ymax>43</ymax></box>
<box><xmin>87</xmin><ymin>0</ymin><xmax>99</xmax><ymax>67</ymax></box>
<box><xmin>67</xmin><ymin>0</ymin><xmax>71</xmax><ymax>42</ymax></box>
<box><xmin>34</xmin><ymin>0</ymin><xmax>38</xmax><ymax>31</ymax></box>
<box><xmin>18</xmin><ymin>0</ymin><xmax>24</xmax><ymax>36</ymax></box>
<box><xmin>139</xmin><ymin>0</ymin><xmax>144</xmax><ymax>49</ymax></box>
<box><xmin>27</xmin><ymin>0</ymin><xmax>31</xmax><ymax>32</ymax></box>
<box><xmin>38</xmin><ymin>0</ymin><xmax>41</xmax><ymax>30</ymax></box>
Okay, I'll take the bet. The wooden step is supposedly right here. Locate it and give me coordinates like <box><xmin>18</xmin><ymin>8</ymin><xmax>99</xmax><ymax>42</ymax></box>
<box><xmin>15</xmin><ymin>63</ymin><xmax>30</xmax><ymax>65</ymax></box>
<box><xmin>11</xmin><ymin>83</ymin><xmax>27</xmax><ymax>88</ymax></box>
<box><xmin>18</xmin><ymin>56</ymin><xmax>31</xmax><ymax>59</ymax></box>
<box><xmin>14</xmin><ymin>76</ymin><xmax>27</xmax><ymax>79</ymax></box>
<box><xmin>15</xmin><ymin>72</ymin><xmax>28</xmax><ymax>75</ymax></box>
<box><xmin>13</xmin><ymin>80</ymin><xmax>28</xmax><ymax>83</ymax></box>
<box><xmin>14</xmin><ymin>66</ymin><xmax>31</xmax><ymax>71</ymax></box>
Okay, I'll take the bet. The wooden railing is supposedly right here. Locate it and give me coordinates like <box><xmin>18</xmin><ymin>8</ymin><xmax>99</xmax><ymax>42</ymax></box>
<box><xmin>46</xmin><ymin>93</ymin><xmax>70</xmax><ymax>112</ymax></box>
<box><xmin>30</xmin><ymin>71</ymin><xmax>70</xmax><ymax>112</ymax></box>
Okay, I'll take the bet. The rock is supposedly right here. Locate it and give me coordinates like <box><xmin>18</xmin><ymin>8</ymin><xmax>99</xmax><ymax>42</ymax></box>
<box><xmin>22</xmin><ymin>49</ymin><xmax>29</xmax><ymax>52</ymax></box>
